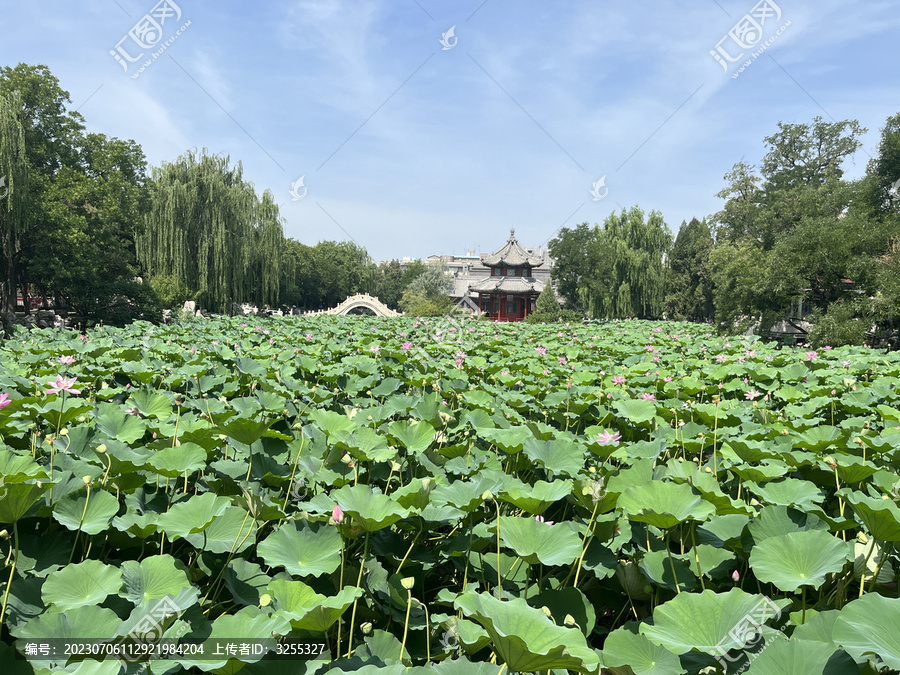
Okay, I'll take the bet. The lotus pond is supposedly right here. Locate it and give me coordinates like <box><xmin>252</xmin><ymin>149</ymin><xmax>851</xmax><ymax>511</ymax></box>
<box><xmin>1</xmin><ymin>316</ymin><xmax>900</xmax><ymax>674</ymax></box>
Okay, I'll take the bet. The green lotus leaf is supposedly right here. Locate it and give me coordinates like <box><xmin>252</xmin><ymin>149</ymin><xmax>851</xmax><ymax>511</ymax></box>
<box><xmin>223</xmin><ymin>558</ymin><xmax>273</xmax><ymax>607</ymax></box>
<box><xmin>180</xmin><ymin>606</ymin><xmax>292</xmax><ymax>671</ymax></box>
<box><xmin>307</xmin><ymin>408</ymin><xmax>358</xmax><ymax>437</ymax></box>
<box><xmin>13</xmin><ymin>604</ymin><xmax>122</xmax><ymax>643</ymax></box>
<box><xmin>640</xmin><ymin>588</ymin><xmax>786</xmax><ymax>656</ymax></box>
<box><xmin>52</xmin><ymin>488</ymin><xmax>119</xmax><ymax>535</ymax></box>
<box><xmin>454</xmin><ymin>590</ymin><xmax>601</xmax><ymax>674</ymax></box>
<box><xmin>795</xmin><ymin>425</ymin><xmax>842</xmax><ymax>451</ymax></box>
<box><xmin>832</xmin><ymin>455</ymin><xmax>877</xmax><ymax>484</ymax></box>
<box><xmin>94</xmin><ymin>406</ymin><xmax>147</xmax><ymax>443</ymax></box>
<box><xmin>155</xmin><ymin>492</ymin><xmax>231</xmax><ymax>539</ymax></box>
<box><xmin>522</xmin><ymin>437</ymin><xmax>584</xmax><ymax>476</ymax></box>
<box><xmin>257</xmin><ymin>521</ymin><xmax>342</xmax><ymax>576</ymax></box>
<box><xmin>639</xmin><ymin>550</ymin><xmax>698</xmax><ymax>592</ymax></box>
<box><xmin>268</xmin><ymin>578</ymin><xmax>362</xmax><ymax>632</ymax></box>
<box><xmin>750</xmin><ymin>530</ymin><xmax>852</xmax><ymax>592</ymax></box>
<box><xmin>744</xmin><ymin>636</ymin><xmax>854</xmax><ymax>675</ymax></box>
<box><xmin>222</xmin><ymin>416</ymin><xmax>275</xmax><ymax>445</ymax></box>
<box><xmin>0</xmin><ymin>448</ymin><xmax>48</xmax><ymax>483</ymax></box>
<box><xmin>428</xmin><ymin>657</ymin><xmax>504</xmax><ymax>674</ymax></box>
<box><xmin>120</xmin><ymin>554</ymin><xmax>196</xmax><ymax>606</ymax></box>
<box><xmin>526</xmin><ymin>586</ymin><xmax>596</xmax><ymax>636</ymax></box>
<box><xmin>0</xmin><ymin>481</ymin><xmax>52</xmax><ymax>523</ymax></box>
<box><xmin>431</xmin><ymin>480</ymin><xmax>489</xmax><ymax>512</ymax></box>
<box><xmin>333</xmin><ymin>484</ymin><xmax>410</xmax><ymax>531</ymax></box>
<box><xmin>479</xmin><ymin>426</ymin><xmax>534</xmax><ymax>453</ymax></box>
<box><xmin>499</xmin><ymin>479</ymin><xmax>572</xmax><ymax>515</ymax></box>
<box><xmin>41</xmin><ymin>559</ymin><xmax>122</xmax><ymax>611</ymax></box>
<box><xmin>602</xmin><ymin>623</ymin><xmax>686</xmax><ymax>675</ymax></box>
<box><xmin>498</xmin><ymin>516</ymin><xmax>582</xmax><ymax>566</ymax></box>
<box><xmin>126</xmin><ymin>390</ymin><xmax>173</xmax><ymax>420</ymax></box>
<box><xmin>347</xmin><ymin>427</ymin><xmax>397</xmax><ymax>462</ymax></box>
<box><xmin>184</xmin><ymin>505</ymin><xmax>258</xmax><ymax>553</ymax></box>
<box><xmin>832</xmin><ymin>594</ymin><xmax>900</xmax><ymax>669</ymax></box>
<box><xmin>745</xmin><ymin>479</ymin><xmax>825</xmax><ymax>509</ymax></box>
<box><xmin>614</xmin><ymin>399</ymin><xmax>657</xmax><ymax>424</ymax></box>
<box><xmin>618</xmin><ymin>481</ymin><xmax>716</xmax><ymax>529</ymax></box>
<box><xmin>748</xmin><ymin>505</ymin><xmax>829</xmax><ymax>543</ymax></box>
<box><xmin>148</xmin><ymin>442</ymin><xmax>207</xmax><ymax>478</ymax></box>
<box><xmin>388</xmin><ymin>419</ymin><xmax>437</xmax><ymax>455</ymax></box>
<box><xmin>842</xmin><ymin>490</ymin><xmax>900</xmax><ymax>541</ymax></box>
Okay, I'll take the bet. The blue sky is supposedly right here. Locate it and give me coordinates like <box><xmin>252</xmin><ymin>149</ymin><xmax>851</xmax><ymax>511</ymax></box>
<box><xmin>2</xmin><ymin>1</ymin><xmax>898</xmax><ymax>262</ymax></box>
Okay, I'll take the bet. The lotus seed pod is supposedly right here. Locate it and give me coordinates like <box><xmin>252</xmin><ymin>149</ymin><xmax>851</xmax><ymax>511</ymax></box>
<box><xmin>401</xmin><ymin>577</ymin><xmax>415</xmax><ymax>591</ymax></box>
<box><xmin>82</xmin><ymin>475</ymin><xmax>92</xmax><ymax>485</ymax></box>
<box><xmin>259</xmin><ymin>593</ymin><xmax>271</xmax><ymax>607</ymax></box>
<box><xmin>60</xmin><ymin>428</ymin><xmax>68</xmax><ymax>436</ymax></box>
<box><xmin>541</xmin><ymin>606</ymin><xmax>552</xmax><ymax>618</ymax></box>
<box><xmin>361</xmin><ymin>622</ymin><xmax>373</xmax><ymax>635</ymax></box>
<box><xmin>96</xmin><ymin>444</ymin><xmax>107</xmax><ymax>453</ymax></box>
<box><xmin>481</xmin><ymin>490</ymin><xmax>494</xmax><ymax>502</ymax></box>
<box><xmin>564</xmin><ymin>614</ymin><xmax>577</xmax><ymax>627</ymax></box>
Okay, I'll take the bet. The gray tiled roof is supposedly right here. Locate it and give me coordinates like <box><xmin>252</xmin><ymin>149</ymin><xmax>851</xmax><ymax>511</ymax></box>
<box><xmin>468</xmin><ymin>276</ymin><xmax>546</xmax><ymax>293</ymax></box>
<box><xmin>482</xmin><ymin>229</ymin><xmax>545</xmax><ymax>267</ymax></box>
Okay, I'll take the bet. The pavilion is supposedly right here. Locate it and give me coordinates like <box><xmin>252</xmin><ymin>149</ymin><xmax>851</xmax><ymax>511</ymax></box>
<box><xmin>468</xmin><ymin>229</ymin><xmax>546</xmax><ymax>321</ymax></box>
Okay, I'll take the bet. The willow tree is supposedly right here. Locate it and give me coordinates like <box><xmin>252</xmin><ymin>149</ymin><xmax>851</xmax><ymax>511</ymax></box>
<box><xmin>250</xmin><ymin>190</ymin><xmax>283</xmax><ymax>307</ymax></box>
<box><xmin>139</xmin><ymin>150</ymin><xmax>283</xmax><ymax>312</ymax></box>
<box><xmin>0</xmin><ymin>93</ymin><xmax>28</xmax><ymax>313</ymax></box>
<box><xmin>580</xmin><ymin>206</ymin><xmax>672</xmax><ymax>319</ymax></box>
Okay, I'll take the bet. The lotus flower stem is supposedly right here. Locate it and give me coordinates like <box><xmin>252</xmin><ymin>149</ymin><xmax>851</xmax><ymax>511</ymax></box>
<box><xmin>570</xmin><ymin>499</ymin><xmax>600</xmax><ymax>588</ymax></box>
<box><xmin>665</xmin><ymin>536</ymin><xmax>681</xmax><ymax>594</ymax></box>
<box><xmin>336</xmin><ymin>536</ymin><xmax>345</xmax><ymax>657</ymax></box>
<box><xmin>495</xmin><ymin>500</ymin><xmax>502</xmax><ymax>599</ymax></box>
<box><xmin>399</xmin><ymin>582</ymin><xmax>413</xmax><ymax>662</ymax></box>
<box><xmin>868</xmin><ymin>541</ymin><xmax>892</xmax><ymax>594</ymax></box>
<box><xmin>0</xmin><ymin>522</ymin><xmax>19</xmax><ymax>628</ymax></box>
<box><xmin>346</xmin><ymin>531</ymin><xmax>370</xmax><ymax>658</ymax></box>
<box><xmin>68</xmin><ymin>481</ymin><xmax>91</xmax><ymax>564</ymax></box>
<box><xmin>801</xmin><ymin>586</ymin><xmax>807</xmax><ymax>623</ymax></box>
<box><xmin>283</xmin><ymin>433</ymin><xmax>306</xmax><ymax>511</ymax></box>
<box><xmin>689</xmin><ymin>523</ymin><xmax>705</xmax><ymax>591</ymax></box>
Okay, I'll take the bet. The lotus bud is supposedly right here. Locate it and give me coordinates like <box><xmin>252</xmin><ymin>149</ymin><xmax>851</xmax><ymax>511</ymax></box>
<box><xmin>541</xmin><ymin>606</ymin><xmax>552</xmax><ymax>619</ymax></box>
<box><xmin>564</xmin><ymin>614</ymin><xmax>577</xmax><ymax>628</ymax></box>
<box><xmin>732</xmin><ymin>570</ymin><xmax>740</xmax><ymax>582</ymax></box>
<box><xmin>96</xmin><ymin>444</ymin><xmax>107</xmax><ymax>454</ymax></box>
<box><xmin>259</xmin><ymin>593</ymin><xmax>271</xmax><ymax>607</ymax></box>
<box><xmin>401</xmin><ymin>577</ymin><xmax>415</xmax><ymax>591</ymax></box>
<box><xmin>361</xmin><ymin>621</ymin><xmax>373</xmax><ymax>635</ymax></box>
<box><xmin>332</xmin><ymin>504</ymin><xmax>344</xmax><ymax>524</ymax></box>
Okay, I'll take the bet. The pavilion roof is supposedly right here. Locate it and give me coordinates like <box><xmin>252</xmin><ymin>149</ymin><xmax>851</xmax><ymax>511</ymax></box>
<box><xmin>469</xmin><ymin>276</ymin><xmax>545</xmax><ymax>293</ymax></box>
<box><xmin>482</xmin><ymin>229</ymin><xmax>544</xmax><ymax>267</ymax></box>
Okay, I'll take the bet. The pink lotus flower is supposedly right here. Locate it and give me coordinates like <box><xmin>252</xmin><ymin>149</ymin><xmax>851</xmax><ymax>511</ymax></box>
<box><xmin>745</xmin><ymin>389</ymin><xmax>761</xmax><ymax>400</ymax></box>
<box><xmin>401</xmin><ymin>341</ymin><xmax>412</xmax><ymax>351</ymax></box>
<box><xmin>652</xmin><ymin>356</ymin><xmax>661</xmax><ymax>363</ymax></box>
<box><xmin>559</xmin><ymin>357</ymin><xmax>566</xmax><ymax>365</ymax></box>
<box><xmin>663</xmin><ymin>376</ymin><xmax>673</xmax><ymax>382</ymax></box>
<box><xmin>612</xmin><ymin>375</ymin><xmax>625</xmax><ymax>386</ymax></box>
<box><xmin>536</xmin><ymin>346</ymin><xmax>547</xmax><ymax>356</ymax></box>
<box><xmin>841</xmin><ymin>360</ymin><xmax>850</xmax><ymax>369</ymax></box>
<box><xmin>805</xmin><ymin>351</ymin><xmax>818</xmax><ymax>361</ymax></box>
<box><xmin>370</xmin><ymin>345</ymin><xmax>381</xmax><ymax>353</ymax></box>
<box><xmin>597</xmin><ymin>429</ymin><xmax>622</xmax><ymax>444</ymax></box>
<box><xmin>0</xmin><ymin>393</ymin><xmax>10</xmax><ymax>410</ymax></box>
<box><xmin>46</xmin><ymin>375</ymin><xmax>80</xmax><ymax>395</ymax></box>
<box><xmin>535</xmin><ymin>515</ymin><xmax>554</xmax><ymax>525</ymax></box>
<box><xmin>56</xmin><ymin>355</ymin><xmax>75</xmax><ymax>365</ymax></box>
<box><xmin>332</xmin><ymin>504</ymin><xmax>344</xmax><ymax>524</ymax></box>
<box><xmin>640</xmin><ymin>393</ymin><xmax>655</xmax><ymax>401</ymax></box>
<box><xmin>716</xmin><ymin>354</ymin><xmax>727</xmax><ymax>362</ymax></box>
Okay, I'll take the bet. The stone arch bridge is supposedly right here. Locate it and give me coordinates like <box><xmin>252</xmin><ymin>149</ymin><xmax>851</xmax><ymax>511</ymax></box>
<box><xmin>301</xmin><ymin>294</ymin><xmax>401</xmax><ymax>318</ymax></box>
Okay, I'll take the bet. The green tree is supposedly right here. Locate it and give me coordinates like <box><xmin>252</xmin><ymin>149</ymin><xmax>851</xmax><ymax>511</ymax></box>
<box><xmin>665</xmin><ymin>218</ymin><xmax>714</xmax><ymax>321</ymax></box>
<box><xmin>399</xmin><ymin>261</ymin><xmax>453</xmax><ymax>316</ymax></box>
<box><xmin>0</xmin><ymin>92</ymin><xmax>28</xmax><ymax>313</ymax></box>
<box><xmin>535</xmin><ymin>282</ymin><xmax>560</xmax><ymax>317</ymax></box>
<box><xmin>139</xmin><ymin>150</ymin><xmax>283</xmax><ymax>313</ymax></box>
<box><xmin>548</xmin><ymin>222</ymin><xmax>594</xmax><ymax>311</ymax></box>
<box><xmin>580</xmin><ymin>206</ymin><xmax>672</xmax><ymax>319</ymax></box>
